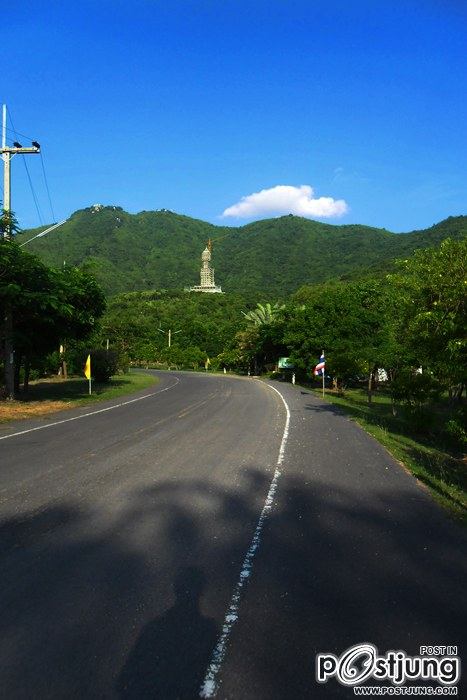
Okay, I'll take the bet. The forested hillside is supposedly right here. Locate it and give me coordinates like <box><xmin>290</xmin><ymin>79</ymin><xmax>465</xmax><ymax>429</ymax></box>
<box><xmin>16</xmin><ymin>206</ymin><xmax>467</xmax><ymax>296</ymax></box>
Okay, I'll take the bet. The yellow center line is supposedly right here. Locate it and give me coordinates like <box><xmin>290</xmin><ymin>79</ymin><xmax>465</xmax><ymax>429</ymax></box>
<box><xmin>177</xmin><ymin>392</ymin><xmax>218</xmax><ymax>419</ymax></box>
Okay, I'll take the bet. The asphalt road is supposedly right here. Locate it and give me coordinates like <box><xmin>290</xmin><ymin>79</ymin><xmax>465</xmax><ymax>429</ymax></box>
<box><xmin>0</xmin><ymin>371</ymin><xmax>465</xmax><ymax>699</ymax></box>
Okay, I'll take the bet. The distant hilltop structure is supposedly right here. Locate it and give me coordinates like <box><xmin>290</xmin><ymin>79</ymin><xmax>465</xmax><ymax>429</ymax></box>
<box><xmin>190</xmin><ymin>240</ymin><xmax>223</xmax><ymax>293</ymax></box>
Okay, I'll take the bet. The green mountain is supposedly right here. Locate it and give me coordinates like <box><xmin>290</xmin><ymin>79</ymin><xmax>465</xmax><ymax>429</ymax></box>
<box><xmin>16</xmin><ymin>206</ymin><xmax>467</xmax><ymax>296</ymax></box>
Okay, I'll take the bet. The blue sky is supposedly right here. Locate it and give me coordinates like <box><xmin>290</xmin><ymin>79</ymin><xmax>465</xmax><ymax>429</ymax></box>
<box><xmin>3</xmin><ymin>0</ymin><xmax>467</xmax><ymax>231</ymax></box>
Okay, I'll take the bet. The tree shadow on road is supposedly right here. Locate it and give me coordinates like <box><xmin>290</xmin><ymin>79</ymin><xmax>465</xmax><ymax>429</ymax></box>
<box><xmin>0</xmin><ymin>468</ymin><xmax>466</xmax><ymax>699</ymax></box>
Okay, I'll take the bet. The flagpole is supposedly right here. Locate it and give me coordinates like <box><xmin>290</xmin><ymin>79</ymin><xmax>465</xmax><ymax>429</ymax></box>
<box><xmin>322</xmin><ymin>348</ymin><xmax>325</xmax><ymax>398</ymax></box>
<box><xmin>84</xmin><ymin>354</ymin><xmax>92</xmax><ymax>395</ymax></box>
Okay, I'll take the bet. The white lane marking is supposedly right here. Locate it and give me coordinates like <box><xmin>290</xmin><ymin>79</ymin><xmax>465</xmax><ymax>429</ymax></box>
<box><xmin>200</xmin><ymin>382</ymin><xmax>291</xmax><ymax>698</ymax></box>
<box><xmin>0</xmin><ymin>376</ymin><xmax>180</xmax><ymax>442</ymax></box>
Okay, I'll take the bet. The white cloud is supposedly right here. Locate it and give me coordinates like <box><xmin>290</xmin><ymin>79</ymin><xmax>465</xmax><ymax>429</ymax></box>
<box><xmin>222</xmin><ymin>184</ymin><xmax>348</xmax><ymax>219</ymax></box>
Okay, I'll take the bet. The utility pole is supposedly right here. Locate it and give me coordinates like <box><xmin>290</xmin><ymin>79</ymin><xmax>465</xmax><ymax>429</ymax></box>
<box><xmin>157</xmin><ymin>327</ymin><xmax>181</xmax><ymax>348</ymax></box>
<box><xmin>1</xmin><ymin>104</ymin><xmax>40</xmax><ymax>398</ymax></box>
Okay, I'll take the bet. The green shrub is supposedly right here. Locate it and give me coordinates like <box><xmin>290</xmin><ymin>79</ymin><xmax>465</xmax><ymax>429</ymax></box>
<box><xmin>390</xmin><ymin>370</ymin><xmax>442</xmax><ymax>407</ymax></box>
<box><xmin>443</xmin><ymin>417</ymin><xmax>467</xmax><ymax>450</ymax></box>
<box><xmin>85</xmin><ymin>349</ymin><xmax>120</xmax><ymax>383</ymax></box>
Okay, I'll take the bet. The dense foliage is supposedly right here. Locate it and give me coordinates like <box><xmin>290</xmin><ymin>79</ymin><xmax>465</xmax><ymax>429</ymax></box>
<box><xmin>0</xmin><ymin>241</ymin><xmax>106</xmax><ymax>395</ymax></box>
<box><xmin>389</xmin><ymin>239</ymin><xmax>466</xmax><ymax>395</ymax></box>
<box><xmin>16</xmin><ymin>206</ymin><xmax>467</xmax><ymax>296</ymax></box>
<box><xmin>283</xmin><ymin>239</ymin><xmax>466</xmax><ymax>395</ymax></box>
<box><xmin>3</xmin><ymin>209</ymin><xmax>466</xmax><ymax>453</ymax></box>
<box><xmin>89</xmin><ymin>237</ymin><xmax>467</xmax><ymax>453</ymax></box>
<box><xmin>98</xmin><ymin>290</ymin><xmax>270</xmax><ymax>369</ymax></box>
<box><xmin>284</xmin><ymin>279</ymin><xmax>396</xmax><ymax>384</ymax></box>
<box><xmin>95</xmin><ymin>236</ymin><xmax>465</xmax><ymax>388</ymax></box>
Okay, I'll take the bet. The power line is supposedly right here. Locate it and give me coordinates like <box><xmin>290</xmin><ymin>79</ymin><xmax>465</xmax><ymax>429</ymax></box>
<box><xmin>40</xmin><ymin>150</ymin><xmax>56</xmax><ymax>222</ymax></box>
<box><xmin>19</xmin><ymin>219</ymin><xmax>67</xmax><ymax>247</ymax></box>
<box><xmin>7</xmin><ymin>112</ymin><xmax>56</xmax><ymax>224</ymax></box>
<box><xmin>7</xmin><ymin>109</ymin><xmax>44</xmax><ymax>225</ymax></box>
<box><xmin>3</xmin><ymin>124</ymin><xmax>37</xmax><ymax>142</ymax></box>
<box><xmin>21</xmin><ymin>156</ymin><xmax>44</xmax><ymax>225</ymax></box>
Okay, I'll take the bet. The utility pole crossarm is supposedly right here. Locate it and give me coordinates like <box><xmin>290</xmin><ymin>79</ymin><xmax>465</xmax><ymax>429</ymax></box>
<box><xmin>0</xmin><ymin>146</ymin><xmax>40</xmax><ymax>154</ymax></box>
<box><xmin>2</xmin><ymin>103</ymin><xmax>41</xmax><ymax>241</ymax></box>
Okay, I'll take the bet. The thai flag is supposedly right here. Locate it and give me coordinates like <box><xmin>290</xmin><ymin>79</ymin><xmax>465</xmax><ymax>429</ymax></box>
<box><xmin>314</xmin><ymin>354</ymin><xmax>325</xmax><ymax>376</ymax></box>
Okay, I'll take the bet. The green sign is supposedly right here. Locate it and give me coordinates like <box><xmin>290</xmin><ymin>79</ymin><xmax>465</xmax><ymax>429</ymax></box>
<box><xmin>278</xmin><ymin>357</ymin><xmax>295</xmax><ymax>369</ymax></box>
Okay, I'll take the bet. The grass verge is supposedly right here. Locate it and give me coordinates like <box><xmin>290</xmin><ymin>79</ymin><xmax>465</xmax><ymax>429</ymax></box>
<box><xmin>312</xmin><ymin>387</ymin><xmax>466</xmax><ymax>525</ymax></box>
<box><xmin>0</xmin><ymin>371</ymin><xmax>158</xmax><ymax>423</ymax></box>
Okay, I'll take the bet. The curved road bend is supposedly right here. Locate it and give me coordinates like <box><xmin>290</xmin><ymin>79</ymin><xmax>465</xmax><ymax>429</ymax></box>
<box><xmin>0</xmin><ymin>371</ymin><xmax>466</xmax><ymax>699</ymax></box>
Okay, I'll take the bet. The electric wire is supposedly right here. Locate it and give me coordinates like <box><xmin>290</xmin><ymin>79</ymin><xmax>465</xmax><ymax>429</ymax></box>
<box><xmin>21</xmin><ymin>157</ymin><xmax>44</xmax><ymax>225</ymax></box>
<box><xmin>40</xmin><ymin>151</ymin><xmax>56</xmax><ymax>222</ymax></box>
<box><xmin>4</xmin><ymin>124</ymin><xmax>36</xmax><ymax>142</ymax></box>
<box><xmin>7</xmin><ymin>114</ymin><xmax>56</xmax><ymax>224</ymax></box>
<box><xmin>3</xmin><ymin>109</ymin><xmax>62</xmax><ymax>255</ymax></box>
<box><xmin>7</xmin><ymin>109</ymin><xmax>44</xmax><ymax>226</ymax></box>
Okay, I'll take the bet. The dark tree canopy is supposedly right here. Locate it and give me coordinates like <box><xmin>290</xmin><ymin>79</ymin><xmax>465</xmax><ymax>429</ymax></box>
<box><xmin>1</xmin><ymin>241</ymin><xmax>106</xmax><ymax>393</ymax></box>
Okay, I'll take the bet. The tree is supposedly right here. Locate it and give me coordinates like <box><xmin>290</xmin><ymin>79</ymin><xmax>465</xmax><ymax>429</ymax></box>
<box><xmin>216</xmin><ymin>348</ymin><xmax>244</xmax><ymax>372</ymax></box>
<box><xmin>239</xmin><ymin>302</ymin><xmax>287</xmax><ymax>372</ymax></box>
<box><xmin>283</xmin><ymin>280</ymin><xmax>398</xmax><ymax>398</ymax></box>
<box><xmin>242</xmin><ymin>302</ymin><xmax>285</xmax><ymax>326</ymax></box>
<box><xmin>0</xmin><ymin>241</ymin><xmax>106</xmax><ymax>395</ymax></box>
<box><xmin>0</xmin><ymin>209</ymin><xmax>20</xmax><ymax>238</ymax></box>
<box><xmin>181</xmin><ymin>346</ymin><xmax>206</xmax><ymax>370</ymax></box>
<box><xmin>389</xmin><ymin>238</ymin><xmax>467</xmax><ymax>398</ymax></box>
<box><xmin>97</xmin><ymin>290</ymin><xmax>257</xmax><ymax>366</ymax></box>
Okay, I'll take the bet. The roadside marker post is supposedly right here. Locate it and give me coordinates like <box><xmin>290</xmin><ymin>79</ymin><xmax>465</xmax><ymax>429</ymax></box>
<box><xmin>84</xmin><ymin>354</ymin><xmax>92</xmax><ymax>395</ymax></box>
